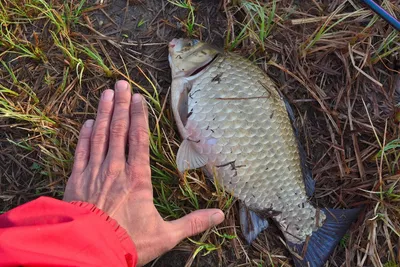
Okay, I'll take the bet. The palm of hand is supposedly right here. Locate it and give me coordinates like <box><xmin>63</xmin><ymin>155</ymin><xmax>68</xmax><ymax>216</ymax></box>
<box><xmin>64</xmin><ymin>80</ymin><xmax>224</xmax><ymax>266</ymax></box>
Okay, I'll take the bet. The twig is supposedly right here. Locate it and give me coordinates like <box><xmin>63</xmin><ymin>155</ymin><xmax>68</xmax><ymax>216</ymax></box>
<box><xmin>291</xmin><ymin>10</ymin><xmax>372</xmax><ymax>25</ymax></box>
<box><xmin>349</xmin><ymin>44</ymin><xmax>383</xmax><ymax>87</ymax></box>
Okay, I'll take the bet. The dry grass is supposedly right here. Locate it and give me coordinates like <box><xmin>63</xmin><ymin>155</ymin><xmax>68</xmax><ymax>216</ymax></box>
<box><xmin>1</xmin><ymin>0</ymin><xmax>399</xmax><ymax>266</ymax></box>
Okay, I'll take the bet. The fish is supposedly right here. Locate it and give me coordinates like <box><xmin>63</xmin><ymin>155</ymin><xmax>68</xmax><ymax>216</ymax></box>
<box><xmin>168</xmin><ymin>38</ymin><xmax>359</xmax><ymax>267</ymax></box>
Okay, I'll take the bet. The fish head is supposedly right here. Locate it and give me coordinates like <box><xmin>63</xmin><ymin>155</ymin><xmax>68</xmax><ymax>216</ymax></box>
<box><xmin>168</xmin><ymin>38</ymin><xmax>220</xmax><ymax>78</ymax></box>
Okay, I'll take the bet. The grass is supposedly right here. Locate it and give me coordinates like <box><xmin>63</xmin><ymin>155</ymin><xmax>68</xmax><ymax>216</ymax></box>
<box><xmin>189</xmin><ymin>230</ymin><xmax>236</xmax><ymax>258</ymax></box>
<box><xmin>224</xmin><ymin>0</ymin><xmax>279</xmax><ymax>52</ymax></box>
<box><xmin>240</xmin><ymin>0</ymin><xmax>277</xmax><ymax>51</ymax></box>
<box><xmin>1</xmin><ymin>0</ymin><xmax>400</xmax><ymax>266</ymax></box>
<box><xmin>371</xmin><ymin>29</ymin><xmax>400</xmax><ymax>64</ymax></box>
<box><xmin>167</xmin><ymin>0</ymin><xmax>198</xmax><ymax>36</ymax></box>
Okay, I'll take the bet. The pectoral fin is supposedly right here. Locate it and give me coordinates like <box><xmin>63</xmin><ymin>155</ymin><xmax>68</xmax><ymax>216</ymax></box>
<box><xmin>176</xmin><ymin>139</ymin><xmax>208</xmax><ymax>172</ymax></box>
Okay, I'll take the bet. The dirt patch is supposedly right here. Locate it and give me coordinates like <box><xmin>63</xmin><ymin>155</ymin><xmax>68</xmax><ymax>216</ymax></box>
<box><xmin>87</xmin><ymin>0</ymin><xmax>227</xmax><ymax>92</ymax></box>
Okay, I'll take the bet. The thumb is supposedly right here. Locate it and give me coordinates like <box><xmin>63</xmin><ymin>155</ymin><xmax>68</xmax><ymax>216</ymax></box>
<box><xmin>168</xmin><ymin>209</ymin><xmax>225</xmax><ymax>243</ymax></box>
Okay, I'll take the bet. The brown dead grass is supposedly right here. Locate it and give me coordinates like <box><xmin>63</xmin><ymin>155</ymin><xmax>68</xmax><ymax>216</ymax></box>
<box><xmin>1</xmin><ymin>0</ymin><xmax>399</xmax><ymax>266</ymax></box>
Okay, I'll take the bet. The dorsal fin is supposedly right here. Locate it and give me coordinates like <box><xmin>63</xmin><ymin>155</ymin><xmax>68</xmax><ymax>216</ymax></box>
<box><xmin>282</xmin><ymin>96</ymin><xmax>315</xmax><ymax>197</ymax></box>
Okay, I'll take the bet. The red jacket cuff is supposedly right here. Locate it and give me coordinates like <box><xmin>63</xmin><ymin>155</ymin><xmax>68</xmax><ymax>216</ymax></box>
<box><xmin>0</xmin><ymin>197</ymin><xmax>138</xmax><ymax>267</ymax></box>
<box><xmin>70</xmin><ymin>200</ymin><xmax>137</xmax><ymax>263</ymax></box>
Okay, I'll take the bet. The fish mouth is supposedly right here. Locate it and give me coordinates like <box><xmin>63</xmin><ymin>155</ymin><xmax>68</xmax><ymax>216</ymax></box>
<box><xmin>189</xmin><ymin>54</ymin><xmax>219</xmax><ymax>77</ymax></box>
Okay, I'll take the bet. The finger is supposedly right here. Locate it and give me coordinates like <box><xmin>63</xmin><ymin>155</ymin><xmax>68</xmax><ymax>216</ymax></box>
<box><xmin>127</xmin><ymin>94</ymin><xmax>149</xmax><ymax>168</ymax></box>
<box><xmin>89</xmin><ymin>89</ymin><xmax>114</xmax><ymax>166</ymax></box>
<box><xmin>107</xmin><ymin>80</ymin><xmax>131</xmax><ymax>161</ymax></box>
<box><xmin>167</xmin><ymin>209</ymin><xmax>225</xmax><ymax>243</ymax></box>
<box><xmin>71</xmin><ymin>119</ymin><xmax>94</xmax><ymax>175</ymax></box>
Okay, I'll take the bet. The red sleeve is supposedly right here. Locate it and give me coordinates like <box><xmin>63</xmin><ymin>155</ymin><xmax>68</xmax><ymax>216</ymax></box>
<box><xmin>0</xmin><ymin>197</ymin><xmax>137</xmax><ymax>267</ymax></box>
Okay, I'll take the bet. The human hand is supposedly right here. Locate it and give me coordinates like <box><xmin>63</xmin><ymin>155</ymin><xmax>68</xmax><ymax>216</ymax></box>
<box><xmin>64</xmin><ymin>80</ymin><xmax>225</xmax><ymax>266</ymax></box>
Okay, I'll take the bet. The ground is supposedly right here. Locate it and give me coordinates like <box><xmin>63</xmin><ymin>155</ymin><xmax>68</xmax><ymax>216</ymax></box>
<box><xmin>0</xmin><ymin>0</ymin><xmax>399</xmax><ymax>266</ymax></box>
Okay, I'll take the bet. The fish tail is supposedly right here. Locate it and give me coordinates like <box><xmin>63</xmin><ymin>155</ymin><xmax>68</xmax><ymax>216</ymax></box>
<box><xmin>287</xmin><ymin>208</ymin><xmax>360</xmax><ymax>267</ymax></box>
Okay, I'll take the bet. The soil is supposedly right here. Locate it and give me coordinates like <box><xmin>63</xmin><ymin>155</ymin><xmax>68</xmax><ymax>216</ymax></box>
<box><xmin>87</xmin><ymin>0</ymin><xmax>226</xmax><ymax>93</ymax></box>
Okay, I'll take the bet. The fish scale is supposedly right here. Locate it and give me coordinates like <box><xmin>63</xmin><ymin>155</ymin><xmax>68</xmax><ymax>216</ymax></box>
<box><xmin>169</xmin><ymin>38</ymin><xmax>359</xmax><ymax>267</ymax></box>
<box><xmin>183</xmin><ymin>52</ymin><xmax>324</xmax><ymax>243</ymax></box>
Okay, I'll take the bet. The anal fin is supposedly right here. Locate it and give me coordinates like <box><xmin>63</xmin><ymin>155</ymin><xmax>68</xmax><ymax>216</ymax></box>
<box><xmin>239</xmin><ymin>203</ymin><xmax>269</xmax><ymax>244</ymax></box>
<box><xmin>176</xmin><ymin>139</ymin><xmax>208</xmax><ymax>172</ymax></box>
<box><xmin>288</xmin><ymin>208</ymin><xmax>360</xmax><ymax>267</ymax></box>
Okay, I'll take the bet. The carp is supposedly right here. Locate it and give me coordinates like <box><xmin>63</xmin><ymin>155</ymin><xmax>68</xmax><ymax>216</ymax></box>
<box><xmin>168</xmin><ymin>38</ymin><xmax>359</xmax><ymax>267</ymax></box>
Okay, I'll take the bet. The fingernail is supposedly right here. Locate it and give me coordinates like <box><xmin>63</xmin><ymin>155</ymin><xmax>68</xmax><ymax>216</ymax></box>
<box><xmin>210</xmin><ymin>211</ymin><xmax>225</xmax><ymax>225</ymax></box>
<box><xmin>102</xmin><ymin>90</ymin><xmax>114</xmax><ymax>101</ymax></box>
<box><xmin>115</xmin><ymin>80</ymin><xmax>129</xmax><ymax>91</ymax></box>
<box><xmin>85</xmin><ymin>119</ymin><xmax>94</xmax><ymax>128</ymax></box>
<box><xmin>132</xmin><ymin>93</ymin><xmax>143</xmax><ymax>103</ymax></box>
